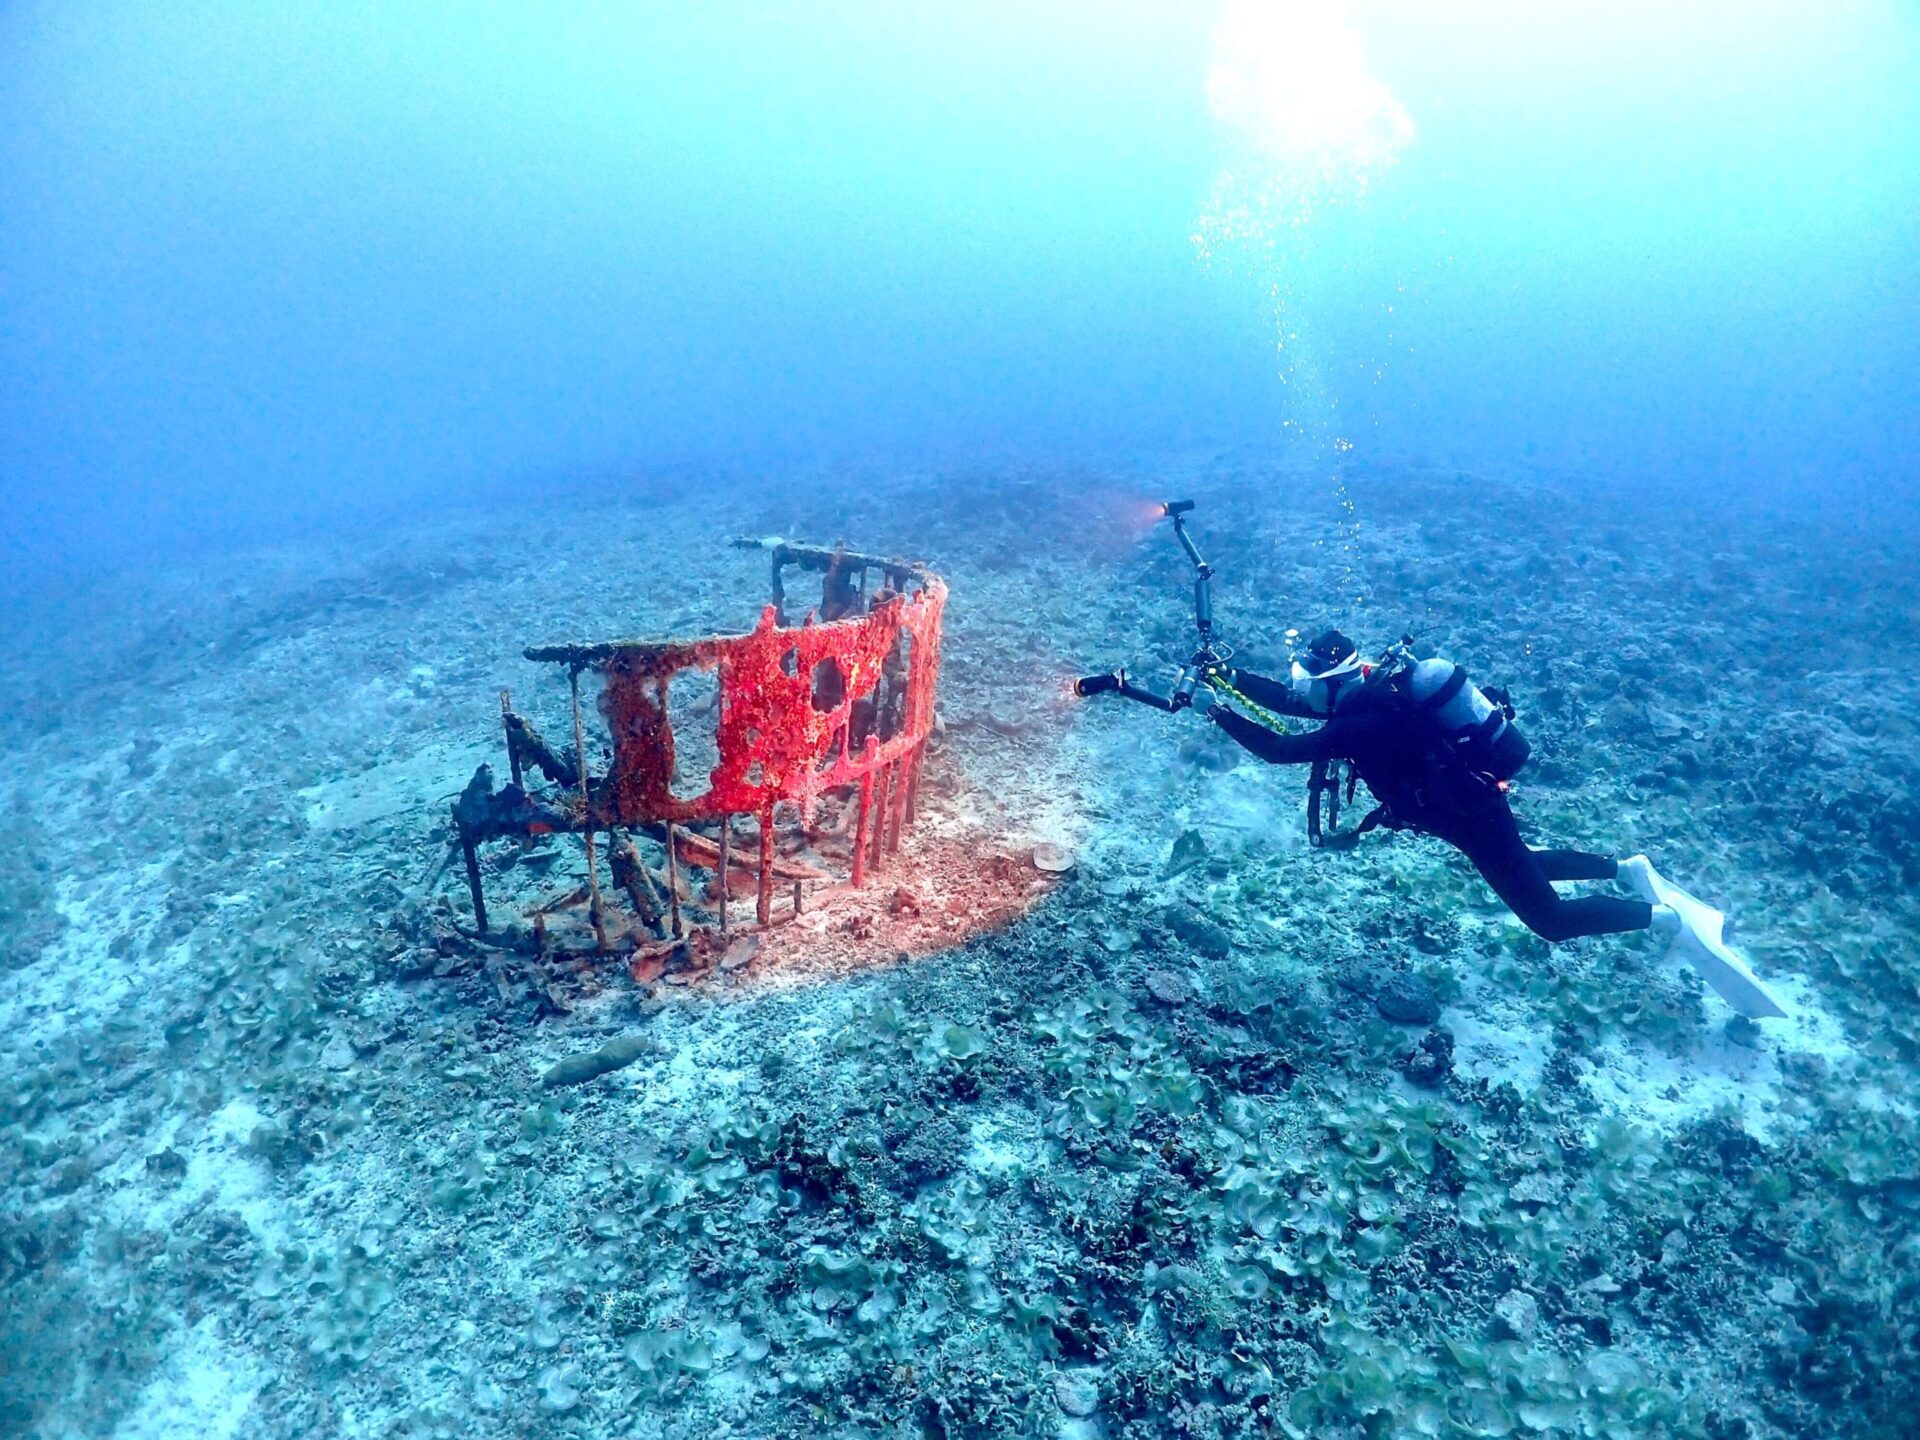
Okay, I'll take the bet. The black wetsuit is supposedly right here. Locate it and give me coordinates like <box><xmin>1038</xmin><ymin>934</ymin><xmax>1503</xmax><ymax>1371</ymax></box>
<box><xmin>1211</xmin><ymin>668</ymin><xmax>1652</xmax><ymax>942</ymax></box>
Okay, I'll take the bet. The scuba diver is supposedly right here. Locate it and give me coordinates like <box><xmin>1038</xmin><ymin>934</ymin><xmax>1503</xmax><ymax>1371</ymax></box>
<box><xmin>1074</xmin><ymin>501</ymin><xmax>1788</xmax><ymax>1019</ymax></box>
<box><xmin>1205</xmin><ymin>629</ymin><xmax>1787</xmax><ymax>1018</ymax></box>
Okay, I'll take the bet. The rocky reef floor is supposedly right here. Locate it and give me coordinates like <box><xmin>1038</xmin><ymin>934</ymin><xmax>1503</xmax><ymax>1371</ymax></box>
<box><xmin>3</xmin><ymin>462</ymin><xmax>1916</xmax><ymax>1439</ymax></box>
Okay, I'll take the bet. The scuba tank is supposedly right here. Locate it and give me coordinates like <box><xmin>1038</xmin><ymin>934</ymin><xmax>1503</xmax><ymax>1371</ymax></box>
<box><xmin>1305</xmin><ymin>638</ymin><xmax>1532</xmax><ymax>845</ymax></box>
<box><xmin>1404</xmin><ymin>656</ymin><xmax>1531</xmax><ymax>781</ymax></box>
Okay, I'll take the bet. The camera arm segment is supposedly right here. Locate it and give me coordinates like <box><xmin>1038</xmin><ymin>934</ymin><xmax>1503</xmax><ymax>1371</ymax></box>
<box><xmin>1076</xmin><ymin>500</ymin><xmax>1236</xmax><ymax>718</ymax></box>
<box><xmin>1074</xmin><ymin>665</ymin><xmax>1202</xmax><ymax>713</ymax></box>
<box><xmin>1165</xmin><ymin>500</ymin><xmax>1215</xmax><ymax>645</ymax></box>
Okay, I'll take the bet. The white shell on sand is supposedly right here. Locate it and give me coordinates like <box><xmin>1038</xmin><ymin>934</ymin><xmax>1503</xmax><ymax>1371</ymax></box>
<box><xmin>1031</xmin><ymin>842</ymin><xmax>1076</xmax><ymax>874</ymax></box>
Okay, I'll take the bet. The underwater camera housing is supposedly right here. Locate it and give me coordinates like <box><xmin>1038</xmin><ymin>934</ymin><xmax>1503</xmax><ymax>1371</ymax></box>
<box><xmin>1075</xmin><ymin>499</ymin><xmax>1230</xmax><ymax>713</ymax></box>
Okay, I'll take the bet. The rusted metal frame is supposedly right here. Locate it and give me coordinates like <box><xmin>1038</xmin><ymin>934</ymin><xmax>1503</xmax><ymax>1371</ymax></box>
<box><xmin>730</xmin><ymin>537</ymin><xmax>932</xmax><ymax>599</ymax></box>
<box><xmin>467</xmin><ymin>540</ymin><xmax>944</xmax><ymax>945</ymax></box>
<box><xmin>768</xmin><ymin>548</ymin><xmax>787</xmax><ymax>620</ymax></box>
<box><xmin>884</xmin><ymin>761</ymin><xmax>899</xmax><ymax>861</ymax></box>
<box><xmin>522</xmin><ymin>545</ymin><xmax>933</xmax><ymax>672</ymax></box>
<box><xmin>549</xmin><ymin>580</ymin><xmax>940</xmax><ymax>822</ymax></box>
<box><xmin>501</xmin><ymin>691</ymin><xmax>523</xmax><ymax>788</ymax></box>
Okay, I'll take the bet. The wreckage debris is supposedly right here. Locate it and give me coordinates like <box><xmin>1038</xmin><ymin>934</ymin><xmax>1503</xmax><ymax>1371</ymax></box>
<box><xmin>539</xmin><ymin>1033</ymin><xmax>662</xmax><ymax>1089</ymax></box>
<box><xmin>451</xmin><ymin>538</ymin><xmax>946</xmax><ymax>961</ymax></box>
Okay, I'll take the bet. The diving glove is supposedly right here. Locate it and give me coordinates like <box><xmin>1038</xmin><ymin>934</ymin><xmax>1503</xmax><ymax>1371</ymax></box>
<box><xmin>1620</xmin><ymin>855</ymin><xmax>1788</xmax><ymax>1019</ymax></box>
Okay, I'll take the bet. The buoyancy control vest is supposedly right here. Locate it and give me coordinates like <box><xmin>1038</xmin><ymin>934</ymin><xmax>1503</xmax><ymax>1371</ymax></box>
<box><xmin>1314</xmin><ymin>647</ymin><xmax>1532</xmax><ymax>841</ymax></box>
<box><xmin>1297</xmin><ymin>641</ymin><xmax>1536</xmax><ymax>844</ymax></box>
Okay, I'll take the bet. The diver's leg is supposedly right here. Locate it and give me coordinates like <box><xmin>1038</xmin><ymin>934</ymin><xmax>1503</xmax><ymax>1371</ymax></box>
<box><xmin>1433</xmin><ymin>805</ymin><xmax>1651</xmax><ymax>942</ymax></box>
<box><xmin>1530</xmin><ymin>849</ymin><xmax>1618</xmax><ymax>883</ymax></box>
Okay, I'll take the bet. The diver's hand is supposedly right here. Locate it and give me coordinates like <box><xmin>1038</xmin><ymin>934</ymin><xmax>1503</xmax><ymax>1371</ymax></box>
<box><xmin>1190</xmin><ymin>660</ymin><xmax>1229</xmax><ymax>694</ymax></box>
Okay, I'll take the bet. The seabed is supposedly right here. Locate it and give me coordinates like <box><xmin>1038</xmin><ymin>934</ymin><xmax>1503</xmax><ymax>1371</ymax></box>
<box><xmin>2</xmin><ymin>462</ymin><xmax>1914</xmax><ymax>1439</ymax></box>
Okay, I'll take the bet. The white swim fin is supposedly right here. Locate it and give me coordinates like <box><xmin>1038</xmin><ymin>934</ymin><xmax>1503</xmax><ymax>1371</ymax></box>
<box><xmin>1618</xmin><ymin>855</ymin><xmax>1789</xmax><ymax>1019</ymax></box>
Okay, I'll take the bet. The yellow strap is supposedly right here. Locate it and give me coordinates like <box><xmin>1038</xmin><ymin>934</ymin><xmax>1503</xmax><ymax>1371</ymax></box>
<box><xmin>1204</xmin><ymin>675</ymin><xmax>1292</xmax><ymax>734</ymax></box>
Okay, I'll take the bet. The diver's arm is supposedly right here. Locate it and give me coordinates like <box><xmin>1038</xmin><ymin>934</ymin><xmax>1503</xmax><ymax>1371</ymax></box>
<box><xmin>1208</xmin><ymin>703</ymin><xmax>1329</xmax><ymax>765</ymax></box>
<box><xmin>1224</xmin><ymin>668</ymin><xmax>1321</xmax><ymax>719</ymax></box>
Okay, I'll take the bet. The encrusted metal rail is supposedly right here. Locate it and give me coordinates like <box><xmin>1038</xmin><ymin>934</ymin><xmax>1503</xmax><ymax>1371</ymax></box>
<box><xmin>451</xmin><ymin>539</ymin><xmax>945</xmax><ymax>956</ymax></box>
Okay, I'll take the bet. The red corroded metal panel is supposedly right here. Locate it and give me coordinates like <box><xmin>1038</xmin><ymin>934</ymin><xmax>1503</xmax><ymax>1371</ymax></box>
<box><xmin>456</xmin><ymin>542</ymin><xmax>947</xmax><ymax>939</ymax></box>
<box><xmin>594</xmin><ymin>573</ymin><xmax>944</xmax><ymax>828</ymax></box>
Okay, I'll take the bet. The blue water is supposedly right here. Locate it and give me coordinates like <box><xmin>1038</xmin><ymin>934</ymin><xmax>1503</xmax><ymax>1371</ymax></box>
<box><xmin>3</xmin><ymin>1</ymin><xmax>1915</xmax><ymax>581</ymax></box>
<box><xmin>5</xmin><ymin>8</ymin><xmax>1920</xmax><ymax>1439</ymax></box>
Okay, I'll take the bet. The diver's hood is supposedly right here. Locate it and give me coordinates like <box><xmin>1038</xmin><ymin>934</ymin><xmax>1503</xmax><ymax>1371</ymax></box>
<box><xmin>1291</xmin><ymin>628</ymin><xmax>1362</xmax><ymax>680</ymax></box>
<box><xmin>1288</xmin><ymin>629</ymin><xmax>1364</xmax><ymax>712</ymax></box>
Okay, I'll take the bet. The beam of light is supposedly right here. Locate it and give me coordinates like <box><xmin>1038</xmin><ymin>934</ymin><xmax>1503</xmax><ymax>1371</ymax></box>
<box><xmin>1202</xmin><ymin>0</ymin><xmax>1414</xmax><ymax>222</ymax></box>
<box><xmin>1193</xmin><ymin>0</ymin><xmax>1411</xmax><ymax>625</ymax></box>
<box><xmin>1193</xmin><ymin>0</ymin><xmax>1415</xmax><ymax>371</ymax></box>
<box><xmin>1192</xmin><ymin>0</ymin><xmax>1413</xmax><ymax>420</ymax></box>
<box><xmin>1125</xmin><ymin>497</ymin><xmax>1172</xmax><ymax>535</ymax></box>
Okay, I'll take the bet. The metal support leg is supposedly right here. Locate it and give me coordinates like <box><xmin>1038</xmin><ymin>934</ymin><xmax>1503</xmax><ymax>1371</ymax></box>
<box><xmin>869</xmin><ymin>763</ymin><xmax>891</xmax><ymax>876</ymax></box>
<box><xmin>460</xmin><ymin>831</ymin><xmax>488</xmax><ymax>934</ymax></box>
<box><xmin>905</xmin><ymin>742</ymin><xmax>924</xmax><ymax>825</ymax></box>
<box><xmin>887</xmin><ymin>756</ymin><xmax>909</xmax><ymax>855</ymax></box>
<box><xmin>570</xmin><ymin>669</ymin><xmax>608</xmax><ymax>951</ymax></box>
<box><xmin>501</xmin><ymin>691</ymin><xmax>523</xmax><ymax>788</ymax></box>
<box><xmin>852</xmin><ymin>773</ymin><xmax>873</xmax><ymax>887</ymax></box>
<box><xmin>756</xmin><ymin>805</ymin><xmax>774</xmax><ymax>927</ymax></box>
<box><xmin>665</xmin><ymin>824</ymin><xmax>683</xmax><ymax>939</ymax></box>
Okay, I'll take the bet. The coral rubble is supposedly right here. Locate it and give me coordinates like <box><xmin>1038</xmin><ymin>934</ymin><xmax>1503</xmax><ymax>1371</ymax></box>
<box><xmin>1</xmin><ymin>463</ymin><xmax>1916</xmax><ymax>1439</ymax></box>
